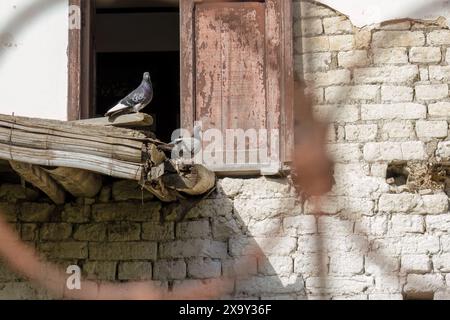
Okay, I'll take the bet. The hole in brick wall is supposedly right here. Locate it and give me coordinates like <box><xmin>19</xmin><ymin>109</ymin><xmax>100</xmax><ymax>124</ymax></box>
<box><xmin>386</xmin><ymin>162</ymin><xmax>409</xmax><ymax>186</ymax></box>
<box><xmin>403</xmin><ymin>291</ymin><xmax>435</xmax><ymax>300</ymax></box>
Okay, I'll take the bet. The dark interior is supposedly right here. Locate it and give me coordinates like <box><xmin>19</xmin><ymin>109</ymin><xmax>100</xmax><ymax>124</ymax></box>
<box><xmin>94</xmin><ymin>6</ymin><xmax>180</xmax><ymax>142</ymax></box>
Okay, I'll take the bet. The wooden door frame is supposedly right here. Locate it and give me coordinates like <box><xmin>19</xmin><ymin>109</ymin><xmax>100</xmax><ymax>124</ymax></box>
<box><xmin>68</xmin><ymin>0</ymin><xmax>95</xmax><ymax>121</ymax></box>
<box><xmin>180</xmin><ymin>0</ymin><xmax>294</xmax><ymax>166</ymax></box>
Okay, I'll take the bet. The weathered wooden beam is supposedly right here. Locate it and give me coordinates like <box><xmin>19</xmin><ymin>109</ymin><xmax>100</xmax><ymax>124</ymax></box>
<box><xmin>9</xmin><ymin>161</ymin><xmax>66</xmax><ymax>204</ymax></box>
<box><xmin>72</xmin><ymin>113</ymin><xmax>153</xmax><ymax>127</ymax></box>
<box><xmin>43</xmin><ymin>167</ymin><xmax>103</xmax><ymax>198</ymax></box>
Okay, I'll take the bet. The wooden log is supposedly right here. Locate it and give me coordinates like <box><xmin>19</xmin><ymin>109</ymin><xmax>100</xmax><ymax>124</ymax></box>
<box><xmin>72</xmin><ymin>113</ymin><xmax>153</xmax><ymax>127</ymax></box>
<box><xmin>43</xmin><ymin>167</ymin><xmax>103</xmax><ymax>198</ymax></box>
<box><xmin>0</xmin><ymin>127</ymin><xmax>143</xmax><ymax>163</ymax></box>
<box><xmin>9</xmin><ymin>161</ymin><xmax>66</xmax><ymax>204</ymax></box>
<box><xmin>0</xmin><ymin>114</ymin><xmax>148</xmax><ymax>141</ymax></box>
<box><xmin>0</xmin><ymin>144</ymin><xmax>143</xmax><ymax>180</ymax></box>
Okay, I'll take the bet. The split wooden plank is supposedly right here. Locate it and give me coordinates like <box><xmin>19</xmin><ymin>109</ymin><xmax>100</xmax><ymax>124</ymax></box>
<box><xmin>72</xmin><ymin>113</ymin><xmax>153</xmax><ymax>127</ymax></box>
<box><xmin>9</xmin><ymin>161</ymin><xmax>66</xmax><ymax>204</ymax></box>
<box><xmin>44</xmin><ymin>167</ymin><xmax>103</xmax><ymax>198</ymax></box>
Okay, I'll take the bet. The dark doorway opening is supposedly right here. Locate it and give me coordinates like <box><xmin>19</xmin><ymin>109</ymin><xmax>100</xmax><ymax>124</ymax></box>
<box><xmin>94</xmin><ymin>4</ymin><xmax>180</xmax><ymax>142</ymax></box>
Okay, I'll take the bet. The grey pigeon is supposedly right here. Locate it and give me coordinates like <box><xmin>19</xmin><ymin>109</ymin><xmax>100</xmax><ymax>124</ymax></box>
<box><xmin>105</xmin><ymin>72</ymin><xmax>153</xmax><ymax>118</ymax></box>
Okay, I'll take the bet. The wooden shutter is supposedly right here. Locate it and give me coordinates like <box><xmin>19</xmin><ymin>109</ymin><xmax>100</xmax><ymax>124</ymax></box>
<box><xmin>181</xmin><ymin>0</ymin><xmax>293</xmax><ymax>175</ymax></box>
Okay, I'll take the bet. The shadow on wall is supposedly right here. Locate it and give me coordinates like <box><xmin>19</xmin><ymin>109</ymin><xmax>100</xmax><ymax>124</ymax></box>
<box><xmin>0</xmin><ymin>176</ymin><xmax>306</xmax><ymax>300</ymax></box>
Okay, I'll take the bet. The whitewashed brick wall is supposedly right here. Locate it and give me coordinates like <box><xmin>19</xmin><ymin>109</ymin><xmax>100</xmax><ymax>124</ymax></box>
<box><xmin>293</xmin><ymin>0</ymin><xmax>450</xmax><ymax>300</ymax></box>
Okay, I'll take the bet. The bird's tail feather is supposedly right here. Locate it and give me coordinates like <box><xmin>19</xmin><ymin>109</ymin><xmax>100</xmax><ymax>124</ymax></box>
<box><xmin>105</xmin><ymin>103</ymin><xmax>129</xmax><ymax>117</ymax></box>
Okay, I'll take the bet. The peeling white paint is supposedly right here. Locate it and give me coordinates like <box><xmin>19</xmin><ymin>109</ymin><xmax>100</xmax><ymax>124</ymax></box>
<box><xmin>318</xmin><ymin>0</ymin><xmax>450</xmax><ymax>27</ymax></box>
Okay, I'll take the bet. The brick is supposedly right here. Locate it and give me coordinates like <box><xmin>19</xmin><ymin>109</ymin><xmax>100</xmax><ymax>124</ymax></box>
<box><xmin>329</xmin><ymin>35</ymin><xmax>355</xmax><ymax>51</ymax></box>
<box><xmin>326</xmin><ymin>143</ymin><xmax>362</xmax><ymax>162</ymax></box>
<box><xmin>108</xmin><ymin>222</ymin><xmax>141</xmax><ymax>241</ymax></box>
<box><xmin>354</xmin><ymin>216</ymin><xmax>388</xmax><ymax>236</ymax></box>
<box><xmin>160</xmin><ymin>239</ymin><xmax>227</xmax><ymax>259</ymax></box>
<box><xmin>426</xmin><ymin>214</ymin><xmax>450</xmax><ymax>233</ymax></box>
<box><xmin>40</xmin><ymin>223</ymin><xmax>72</xmax><ymax>241</ymax></box>
<box><xmin>304</xmin><ymin>69</ymin><xmax>351</xmax><ymax>87</ymax></box>
<box><xmin>61</xmin><ymin>204</ymin><xmax>90</xmax><ymax>223</ymax></box>
<box><xmin>118</xmin><ymin>262</ymin><xmax>152</xmax><ymax>280</ymax></box>
<box><xmin>21</xmin><ymin>223</ymin><xmax>38</xmax><ymax>241</ymax></box>
<box><xmin>297</xmin><ymin>18</ymin><xmax>323</xmax><ymax>36</ymax></box>
<box><xmin>112</xmin><ymin>180</ymin><xmax>153</xmax><ymax>201</ymax></box>
<box><xmin>294</xmin><ymin>254</ymin><xmax>328</xmax><ymax>276</ymax></box>
<box><xmin>247</xmin><ymin>218</ymin><xmax>282</xmax><ymax>236</ymax></box>
<box><xmin>369</xmin><ymin>293</ymin><xmax>403</xmax><ymax>300</ymax></box>
<box><xmin>404</xmin><ymin>274</ymin><xmax>444</xmax><ymax>294</ymax></box>
<box><xmin>365</xmin><ymin>252</ymin><xmax>400</xmax><ymax>275</ymax></box>
<box><xmin>305</xmin><ymin>276</ymin><xmax>373</xmax><ymax>295</ymax></box>
<box><xmin>258</xmin><ymin>256</ymin><xmax>293</xmax><ymax>276</ymax></box>
<box><xmin>142</xmin><ymin>222</ymin><xmax>174</xmax><ymax>241</ymax></box>
<box><xmin>402</xmin><ymin>235</ymin><xmax>440</xmax><ymax>254</ymax></box>
<box><xmin>373</xmin><ymin>48</ymin><xmax>408</xmax><ymax>64</ymax></box>
<box><xmin>300</xmin><ymin>36</ymin><xmax>329</xmax><ymax>53</ymax></box>
<box><xmin>229</xmin><ymin>236</ymin><xmax>296</xmax><ymax>256</ymax></box>
<box><xmin>428</xmin><ymin>102</ymin><xmax>450</xmax><ymax>119</ymax></box>
<box><xmin>381</xmin><ymin>121</ymin><xmax>414</xmax><ymax>139</ymax></box>
<box><xmin>187</xmin><ymin>258</ymin><xmax>221</xmax><ymax>279</ymax></box>
<box><xmin>0</xmin><ymin>184</ymin><xmax>38</xmax><ymax>203</ymax></box>
<box><xmin>372</xmin><ymin>31</ymin><xmax>425</xmax><ymax>47</ymax></box>
<box><xmin>89</xmin><ymin>242</ymin><xmax>157</xmax><ymax>260</ymax></box>
<box><xmin>323</xmin><ymin>16</ymin><xmax>353</xmax><ymax>34</ymax></box>
<box><xmin>428</xmin><ymin>30</ymin><xmax>450</xmax><ymax>45</ymax></box>
<box><xmin>419</xmin><ymin>194</ymin><xmax>449</xmax><ymax>214</ymax></box>
<box><xmin>283</xmin><ymin>215</ymin><xmax>316</xmax><ymax>236</ymax></box>
<box><xmin>437</xmin><ymin>141</ymin><xmax>450</xmax><ymax>159</ymax></box>
<box><xmin>296</xmin><ymin>52</ymin><xmax>332</xmax><ymax>72</ymax></box>
<box><xmin>73</xmin><ymin>223</ymin><xmax>107</xmax><ymax>241</ymax></box>
<box><xmin>92</xmin><ymin>202</ymin><xmax>160</xmax><ymax>222</ymax></box>
<box><xmin>409</xmin><ymin>47</ymin><xmax>442</xmax><ymax>63</ymax></box>
<box><xmin>429</xmin><ymin>65</ymin><xmax>450</xmax><ymax>81</ymax></box>
<box><xmin>381</xmin><ymin>86</ymin><xmax>413</xmax><ymax>102</ymax></box>
<box><xmin>416</xmin><ymin>121</ymin><xmax>448</xmax><ymax>138</ymax></box>
<box><xmin>442</xmin><ymin>235</ymin><xmax>450</xmax><ymax>252</ymax></box>
<box><xmin>353</xmin><ymin>65</ymin><xmax>418</xmax><ymax>83</ymax></box>
<box><xmin>325</xmin><ymin>85</ymin><xmax>379</xmax><ymax>103</ymax></box>
<box><xmin>329</xmin><ymin>253</ymin><xmax>364</xmax><ymax>275</ymax></box>
<box><xmin>361</xmin><ymin>103</ymin><xmax>426</xmax><ymax>120</ymax></box>
<box><xmin>447</xmin><ymin>49</ymin><xmax>450</xmax><ymax>63</ymax></box>
<box><xmin>378</xmin><ymin>193</ymin><xmax>419</xmax><ymax>213</ymax></box>
<box><xmin>222</xmin><ymin>256</ymin><xmax>258</xmax><ymax>278</ymax></box>
<box><xmin>0</xmin><ymin>283</ymin><xmax>39</xmax><ymax>300</ymax></box>
<box><xmin>415</xmin><ymin>84</ymin><xmax>448</xmax><ymax>100</ymax></box>
<box><xmin>313</xmin><ymin>105</ymin><xmax>359</xmax><ymax>123</ymax></box>
<box><xmin>380</xmin><ymin>21</ymin><xmax>412</xmax><ymax>30</ymax></box>
<box><xmin>153</xmin><ymin>260</ymin><xmax>186</xmax><ymax>280</ymax></box>
<box><xmin>390</xmin><ymin>215</ymin><xmax>425</xmax><ymax>234</ymax></box>
<box><xmin>338</xmin><ymin>50</ymin><xmax>369</xmax><ymax>68</ymax></box>
<box><xmin>39</xmin><ymin>242</ymin><xmax>88</xmax><ymax>259</ymax></box>
<box><xmin>233</xmin><ymin>198</ymin><xmax>296</xmax><ymax>223</ymax></box>
<box><xmin>435</xmin><ymin>290</ymin><xmax>450</xmax><ymax>300</ymax></box>
<box><xmin>176</xmin><ymin>220</ymin><xmax>211</xmax><ymax>239</ymax></box>
<box><xmin>433</xmin><ymin>254</ymin><xmax>450</xmax><ymax>272</ymax></box>
<box><xmin>83</xmin><ymin>261</ymin><xmax>116</xmax><ymax>281</ymax></box>
<box><xmin>363</xmin><ymin>142</ymin><xmax>426</xmax><ymax>162</ymax></box>
<box><xmin>19</xmin><ymin>203</ymin><xmax>55</xmax><ymax>222</ymax></box>
<box><xmin>419</xmin><ymin>66</ymin><xmax>429</xmax><ymax>81</ymax></box>
<box><xmin>297</xmin><ymin>1</ymin><xmax>337</xmax><ymax>18</ymax></box>
<box><xmin>236</xmin><ymin>275</ymin><xmax>303</xmax><ymax>295</ymax></box>
<box><xmin>345</xmin><ymin>124</ymin><xmax>377</xmax><ymax>142</ymax></box>
<box><xmin>212</xmin><ymin>216</ymin><xmax>241</xmax><ymax>240</ymax></box>
<box><xmin>318</xmin><ymin>216</ymin><xmax>353</xmax><ymax>235</ymax></box>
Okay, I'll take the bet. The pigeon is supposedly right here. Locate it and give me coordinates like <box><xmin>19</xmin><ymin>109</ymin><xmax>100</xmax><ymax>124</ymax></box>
<box><xmin>105</xmin><ymin>72</ymin><xmax>153</xmax><ymax>118</ymax></box>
